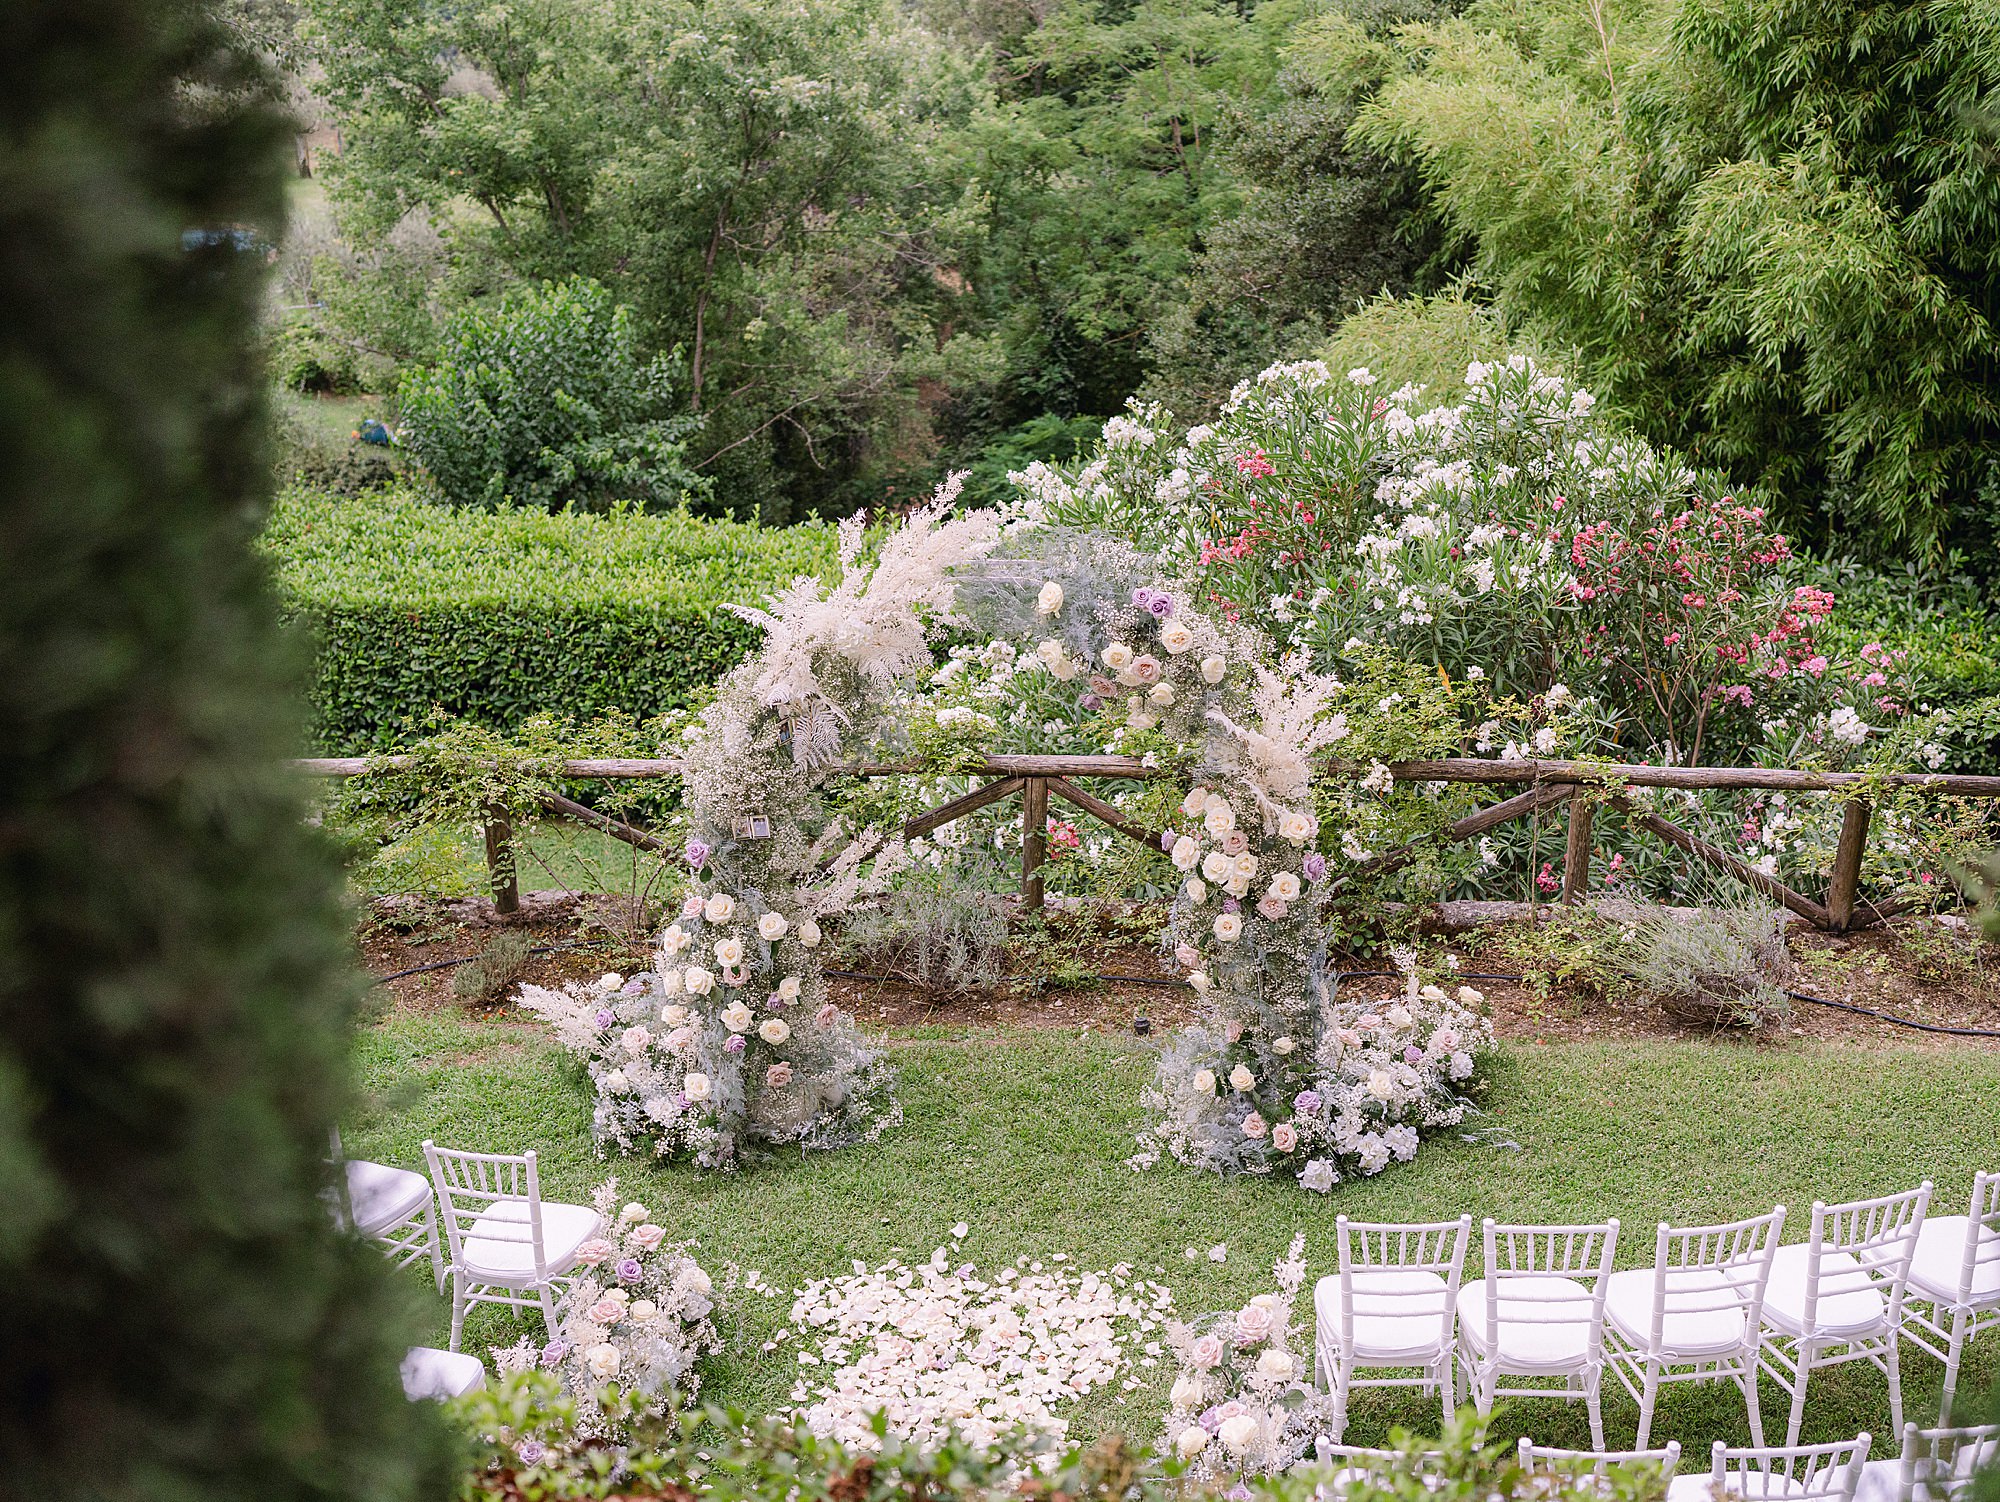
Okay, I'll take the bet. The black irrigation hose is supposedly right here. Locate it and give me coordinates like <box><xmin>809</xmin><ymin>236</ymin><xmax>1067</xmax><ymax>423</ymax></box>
<box><xmin>372</xmin><ymin>938</ymin><xmax>618</xmax><ymax>985</ymax></box>
<box><xmin>1781</xmin><ymin>990</ymin><xmax>2000</xmax><ymax>1039</ymax></box>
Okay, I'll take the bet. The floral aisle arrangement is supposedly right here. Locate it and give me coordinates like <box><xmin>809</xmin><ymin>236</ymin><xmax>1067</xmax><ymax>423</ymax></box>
<box><xmin>776</xmin><ymin>1231</ymin><xmax>1176</xmax><ymax>1455</ymax></box>
<box><xmin>491</xmin><ymin>1182</ymin><xmax>721</xmax><ymax>1432</ymax></box>
<box><xmin>1161</xmin><ymin>1234</ymin><xmax>1330</xmax><ymax>1480</ymax></box>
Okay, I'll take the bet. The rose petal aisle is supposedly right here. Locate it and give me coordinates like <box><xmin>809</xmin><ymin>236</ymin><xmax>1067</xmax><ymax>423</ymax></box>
<box><xmin>776</xmin><ymin>1232</ymin><xmax>1176</xmax><ymax>1455</ymax></box>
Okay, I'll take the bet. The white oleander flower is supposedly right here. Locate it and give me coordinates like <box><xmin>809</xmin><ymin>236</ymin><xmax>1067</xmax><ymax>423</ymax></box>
<box><xmin>1213</xmin><ymin>913</ymin><xmax>1243</xmax><ymax>941</ymax></box>
<box><xmin>758</xmin><ymin>911</ymin><xmax>789</xmax><ymax>941</ymax></box>
<box><xmin>1037</xmin><ymin>581</ymin><xmax>1064</xmax><ymax>614</ymax></box>
<box><xmin>760</xmin><ymin>1018</ymin><xmax>791</xmax><ymax>1045</ymax></box>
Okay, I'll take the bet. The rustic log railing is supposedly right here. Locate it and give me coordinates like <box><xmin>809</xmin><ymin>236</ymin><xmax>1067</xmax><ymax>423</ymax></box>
<box><xmin>297</xmin><ymin>754</ymin><xmax>2000</xmax><ymax>930</ymax></box>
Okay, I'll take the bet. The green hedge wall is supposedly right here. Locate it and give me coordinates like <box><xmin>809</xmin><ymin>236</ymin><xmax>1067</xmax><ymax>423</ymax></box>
<box><xmin>262</xmin><ymin>488</ymin><xmax>837</xmax><ymax>751</ymax></box>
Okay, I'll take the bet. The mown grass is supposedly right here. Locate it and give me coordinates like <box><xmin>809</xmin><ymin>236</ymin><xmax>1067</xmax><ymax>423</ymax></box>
<box><xmin>348</xmin><ymin>1010</ymin><xmax>2000</xmax><ymax>1453</ymax></box>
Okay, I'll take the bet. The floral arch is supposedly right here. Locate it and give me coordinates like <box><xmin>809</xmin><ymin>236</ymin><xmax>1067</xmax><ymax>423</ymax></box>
<box><xmin>523</xmin><ymin>479</ymin><xmax>1492</xmax><ymax>1192</ymax></box>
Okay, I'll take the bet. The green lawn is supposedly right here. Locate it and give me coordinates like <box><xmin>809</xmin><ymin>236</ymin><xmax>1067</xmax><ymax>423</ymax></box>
<box><xmin>347</xmin><ymin>1011</ymin><xmax>2000</xmax><ymax>1452</ymax></box>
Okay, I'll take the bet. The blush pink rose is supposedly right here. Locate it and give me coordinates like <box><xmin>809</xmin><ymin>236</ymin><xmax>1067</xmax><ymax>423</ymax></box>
<box><xmin>1130</xmin><ymin>656</ymin><xmax>1162</xmax><ymax>683</ymax></box>
<box><xmin>631</xmin><ymin>1224</ymin><xmax>666</xmax><ymax>1250</ymax></box>
<box><xmin>587</xmin><ymin>1298</ymin><xmax>625</xmax><ymax>1325</ymax></box>
<box><xmin>1256</xmin><ymin>894</ymin><xmax>1289</xmax><ymax>921</ymax></box>
<box><xmin>1189</xmin><ymin>1333</ymin><xmax>1224</xmax><ymax>1369</ymax></box>
<box><xmin>815</xmin><ymin>1003</ymin><xmax>838</xmax><ymax>1029</ymax></box>
<box><xmin>767</xmin><ymin>1062</ymin><xmax>794</xmax><ymax>1087</ymax></box>
<box><xmin>575</xmin><ymin>1239</ymin><xmax>616</xmax><ymax>1265</ymax></box>
<box><xmin>1271</xmin><ymin>1123</ymin><xmax>1298</xmax><ymax>1152</ymax></box>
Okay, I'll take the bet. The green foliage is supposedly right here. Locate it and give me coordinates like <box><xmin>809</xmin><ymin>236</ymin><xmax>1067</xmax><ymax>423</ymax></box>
<box><xmin>1353</xmin><ymin>0</ymin><xmax>2000</xmax><ymax>559</ymax></box>
<box><xmin>0</xmin><ymin>0</ymin><xmax>447</xmax><ymax>1495</ymax></box>
<box><xmin>261</xmin><ymin>488</ymin><xmax>836</xmax><ymax>750</ymax></box>
<box><xmin>272</xmin><ymin>310</ymin><xmax>366</xmax><ymax>394</ymax></box>
<box><xmin>1317</xmin><ymin>283</ymin><xmax>1542</xmax><ymax>402</ymax></box>
<box><xmin>451</xmin><ymin>932</ymin><xmax>537</xmax><ymax>1008</ymax></box>
<box><xmin>271</xmin><ymin>398</ymin><xmax>401</xmax><ymax>497</ymax></box>
<box><xmin>396</xmin><ymin>279</ymin><xmax>707</xmax><ymax>513</ymax></box>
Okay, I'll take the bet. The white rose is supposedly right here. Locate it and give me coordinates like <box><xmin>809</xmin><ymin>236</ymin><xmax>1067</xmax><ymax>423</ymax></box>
<box><xmin>1160</xmin><ymin>620</ymin><xmax>1196</xmax><ymax>655</ymax></box>
<box><xmin>1224</xmin><ymin>874</ymin><xmax>1250</xmax><ymax>898</ymax></box>
<box><xmin>661</xmin><ymin>924</ymin><xmax>690</xmax><ymax>956</ymax></box>
<box><xmin>1049</xmin><ymin>654</ymin><xmax>1079</xmax><ymax>682</ymax></box>
<box><xmin>1256</xmin><ymin>1348</ymin><xmax>1293</xmax><ymax>1378</ymax></box>
<box><xmin>683</xmin><ymin>1265</ymin><xmax>713</xmax><ymax>1296</ymax></box>
<box><xmin>796</xmin><ymin>918</ymin><xmax>822</xmax><ymax>948</ymax></box>
<box><xmin>1200</xmin><ymin>850</ymin><xmax>1232</xmax><ymax>883</ymax></box>
<box><xmin>721</xmin><ymin>1001</ymin><xmax>754</xmax><ymax>1033</ymax></box>
<box><xmin>1269</xmin><ymin>872</ymin><xmax>1300</xmax><ymax>902</ymax></box>
<box><xmin>1148</xmin><ymin>681</ymin><xmax>1176</xmax><ymax>706</ymax></box>
<box><xmin>659</xmin><ymin>969</ymin><xmax>685</xmax><ymax>997</ymax></box>
<box><xmin>703</xmin><ymin>893</ymin><xmax>735</xmax><ymax>924</ymax></box>
<box><xmin>1176</xmin><ymin>1427</ymin><xmax>1210</xmax><ymax>1461</ymax></box>
<box><xmin>630</xmin><ymin>1299</ymin><xmax>657</xmax><ymax>1321</ymax></box>
<box><xmin>1184</xmin><ymin>878</ymin><xmax>1208</xmax><ymax>905</ymax></box>
<box><xmin>1219</xmin><ymin>1413</ymin><xmax>1260</xmax><ymax>1457</ymax></box>
<box><xmin>1171</xmin><ymin>836</ymin><xmax>1200</xmax><ymax>871</ymax></box>
<box><xmin>1367</xmin><ymin>1070</ymin><xmax>1395</xmax><ymax>1100</ymax></box>
<box><xmin>604</xmin><ymin>1069</ymin><xmax>626</xmax><ymax>1090</ymax></box>
<box><xmin>620</xmin><ymin>1201</ymin><xmax>648</xmax><ymax>1224</ymax></box>
<box><xmin>1231</xmin><ymin>851</ymin><xmax>1259</xmax><ymax>878</ymax></box>
<box><xmin>1203</xmin><ymin>803</ymin><xmax>1236</xmax><ymax>838</ymax></box>
<box><xmin>1229</xmin><ymin>1064</ymin><xmax>1255</xmax><ymax>1091</ymax></box>
<box><xmin>713</xmin><ymin>936</ymin><xmax>745</xmax><ymax>967</ymax></box>
<box><xmin>759</xmin><ymin>1018</ymin><xmax>791</xmax><ymax>1045</ymax></box>
<box><xmin>1180</xmin><ymin>787</ymin><xmax>1208</xmax><ymax>817</ymax></box>
<box><xmin>584</xmin><ymin>1342</ymin><xmax>621</xmax><ymax>1379</ymax></box>
<box><xmin>683</xmin><ymin>966</ymin><xmax>715</xmax><ymax>996</ymax></box>
<box><xmin>1278</xmin><ymin>810</ymin><xmax>1314</xmax><ymax>844</ymax></box>
<box><xmin>1458</xmin><ymin>985</ymin><xmax>1485</xmax><ymax>1006</ymax></box>
<box><xmin>661</xmin><ymin>1004</ymin><xmax>689</xmax><ymax>1025</ymax></box>
<box><xmin>1213</xmin><ymin>913</ymin><xmax>1243</xmax><ymax>942</ymax></box>
<box><xmin>1037</xmin><ymin>581</ymin><xmax>1064</xmax><ymax>614</ymax></box>
<box><xmin>1271</xmin><ymin>1036</ymin><xmax>1295</xmax><ymax>1055</ymax></box>
<box><xmin>777</xmin><ymin>976</ymin><xmax>801</xmax><ymax>1001</ymax></box>
<box><xmin>1169</xmin><ymin>1373</ymin><xmax>1203</xmax><ymax>1409</ymax></box>
<box><xmin>1193</xmin><ymin>1069</ymin><xmax>1217</xmax><ymax>1095</ymax></box>
<box><xmin>1036</xmin><ymin>637</ymin><xmax>1064</xmax><ymax>666</ymax></box>
<box><xmin>597</xmin><ymin>973</ymin><xmax>623</xmax><ymax>992</ymax></box>
<box><xmin>683</xmin><ymin>1072</ymin><xmax>712</xmax><ymax>1101</ymax></box>
<box><xmin>1386</xmin><ymin>1004</ymin><xmax>1414</xmax><ymax>1029</ymax></box>
<box><xmin>1102</xmin><ymin>643</ymin><xmax>1135</xmax><ymax>671</ymax></box>
<box><xmin>1200</xmin><ymin>654</ymin><xmax>1226</xmax><ymax>685</ymax></box>
<box><xmin>758</xmin><ymin>912</ymin><xmax>789</xmax><ymax>941</ymax></box>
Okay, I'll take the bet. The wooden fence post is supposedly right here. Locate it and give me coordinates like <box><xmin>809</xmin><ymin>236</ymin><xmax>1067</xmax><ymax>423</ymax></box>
<box><xmin>1826</xmin><ymin>797</ymin><xmax>1872</xmax><ymax>933</ymax></box>
<box><xmin>1561</xmin><ymin>788</ymin><xmax>1594</xmax><ymax>904</ymax></box>
<box><xmin>482</xmin><ymin>804</ymin><xmax>519</xmax><ymax>916</ymax></box>
<box><xmin>1021</xmin><ymin>777</ymin><xmax>1048</xmax><ymax>911</ymax></box>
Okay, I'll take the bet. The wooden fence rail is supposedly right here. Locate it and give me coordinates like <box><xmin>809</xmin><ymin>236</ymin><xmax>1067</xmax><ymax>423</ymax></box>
<box><xmin>297</xmin><ymin>754</ymin><xmax>1995</xmax><ymax>931</ymax></box>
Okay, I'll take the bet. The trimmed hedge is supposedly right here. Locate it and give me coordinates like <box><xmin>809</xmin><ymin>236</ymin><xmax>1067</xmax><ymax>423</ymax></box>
<box><xmin>263</xmin><ymin>488</ymin><xmax>837</xmax><ymax>751</ymax></box>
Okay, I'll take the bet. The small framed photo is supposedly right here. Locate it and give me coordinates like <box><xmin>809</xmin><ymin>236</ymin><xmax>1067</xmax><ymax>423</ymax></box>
<box><xmin>734</xmin><ymin>812</ymin><xmax>772</xmax><ymax>840</ymax></box>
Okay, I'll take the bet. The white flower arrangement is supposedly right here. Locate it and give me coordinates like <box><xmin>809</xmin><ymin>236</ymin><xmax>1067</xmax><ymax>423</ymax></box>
<box><xmin>491</xmin><ymin>1180</ymin><xmax>721</xmax><ymax>1433</ymax></box>
<box><xmin>1161</xmin><ymin>1233</ymin><xmax>1330</xmax><ymax>1480</ymax></box>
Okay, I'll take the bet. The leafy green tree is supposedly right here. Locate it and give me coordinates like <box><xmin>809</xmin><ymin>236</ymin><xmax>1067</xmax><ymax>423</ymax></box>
<box><xmin>0</xmin><ymin>0</ymin><xmax>449</xmax><ymax>1498</ymax></box>
<box><xmin>397</xmin><ymin>278</ymin><xmax>707</xmax><ymax>511</ymax></box>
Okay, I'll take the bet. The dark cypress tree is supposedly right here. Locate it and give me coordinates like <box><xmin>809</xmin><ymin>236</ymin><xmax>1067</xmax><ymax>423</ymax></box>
<box><xmin>0</xmin><ymin>3</ymin><xmax>451</xmax><ymax>1498</ymax></box>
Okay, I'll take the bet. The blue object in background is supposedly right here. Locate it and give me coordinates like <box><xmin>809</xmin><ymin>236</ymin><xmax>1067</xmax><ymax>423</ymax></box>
<box><xmin>356</xmin><ymin>418</ymin><xmax>392</xmax><ymax>446</ymax></box>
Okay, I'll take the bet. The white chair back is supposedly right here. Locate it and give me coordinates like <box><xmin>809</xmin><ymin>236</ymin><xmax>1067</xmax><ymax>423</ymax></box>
<box><xmin>1942</xmin><ymin>1172</ymin><xmax>2000</xmax><ymax>1308</ymax></box>
<box><xmin>1639</xmin><ymin>1205</ymin><xmax>1786</xmax><ymax>1355</ymax></box>
<box><xmin>1335</xmin><ymin>1214</ymin><xmax>1471</xmax><ymax>1352</ymax></box>
<box><xmin>1478</xmin><ymin>1218</ymin><xmax>1619</xmax><ymax>1355</ymax></box>
<box><xmin>1896</xmin><ymin>1422</ymin><xmax>2000</xmax><ymax>1502</ymax></box>
<box><xmin>1709</xmin><ymin>1435</ymin><xmax>1873</xmax><ymax>1502</ymax></box>
<box><xmin>422</xmin><ymin>1140</ymin><xmax>550</xmax><ymax>1283</ymax></box>
<box><xmin>1518</xmin><ymin>1437</ymin><xmax>1682</xmax><ymax>1480</ymax></box>
<box><xmin>1799</xmin><ymin>1185</ymin><xmax>1931</xmax><ymax>1333</ymax></box>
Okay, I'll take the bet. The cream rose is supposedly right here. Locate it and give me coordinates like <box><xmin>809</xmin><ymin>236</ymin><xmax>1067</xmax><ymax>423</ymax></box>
<box><xmin>758</xmin><ymin>911</ymin><xmax>789</xmax><ymax>941</ymax></box>
<box><xmin>1458</xmin><ymin>985</ymin><xmax>1486</xmax><ymax>1006</ymax></box>
<box><xmin>596</xmin><ymin>972</ymin><xmax>623</xmax><ymax>992</ymax></box>
<box><xmin>1229</xmin><ymin>1063</ymin><xmax>1255</xmax><ymax>1091</ymax></box>
<box><xmin>1175</xmin><ymin>1427</ymin><xmax>1210</xmax><ymax>1461</ymax></box>
<box><xmin>776</xmin><ymin>976</ymin><xmax>801</xmax><ymax>1001</ymax></box>
<box><xmin>1169</xmin><ymin>1373</ymin><xmax>1203</xmax><ymax>1410</ymax></box>
<box><xmin>1200</xmin><ymin>654</ymin><xmax>1226</xmax><ymax>684</ymax></box>
<box><xmin>1213</xmin><ymin>912</ymin><xmax>1243</xmax><ymax>942</ymax></box>
<box><xmin>796</xmin><ymin>918</ymin><xmax>822</xmax><ymax>948</ymax></box>
<box><xmin>1367</xmin><ymin>1070</ymin><xmax>1395</xmax><ymax>1100</ymax></box>
<box><xmin>659</xmin><ymin>969</ymin><xmax>685</xmax><ymax>997</ymax></box>
<box><xmin>713</xmin><ymin>936</ymin><xmax>745</xmax><ymax>967</ymax></box>
<box><xmin>1180</xmin><ymin>787</ymin><xmax>1208</xmax><ymax>817</ymax></box>
<box><xmin>1278</xmin><ymin>809</ymin><xmax>1315</xmax><ymax>844</ymax></box>
<box><xmin>721</xmin><ymin>1001</ymin><xmax>754</xmax><ymax>1032</ymax></box>
<box><xmin>1188</xmin><ymin>971</ymin><xmax>1211</xmax><ymax>994</ymax></box>
<box><xmin>1200</xmin><ymin>850</ymin><xmax>1232</xmax><ymax>883</ymax></box>
<box><xmin>660</xmin><ymin>1003</ymin><xmax>689</xmax><ymax>1025</ymax></box>
<box><xmin>1171</xmin><ymin>836</ymin><xmax>1200</xmax><ymax>871</ymax></box>
<box><xmin>1203</xmin><ymin>802</ymin><xmax>1236</xmax><ymax>838</ymax></box>
<box><xmin>1102</xmin><ymin>642</ymin><xmax>1135</xmax><ymax>672</ymax></box>
<box><xmin>1219</xmin><ymin>1414</ymin><xmax>1260</xmax><ymax>1457</ymax></box>
<box><xmin>1269</xmin><ymin>872</ymin><xmax>1301</xmax><ymax>902</ymax></box>
<box><xmin>630</xmin><ymin>1298</ymin><xmax>658</xmax><ymax>1321</ymax></box>
<box><xmin>1256</xmin><ymin>1348</ymin><xmax>1294</xmax><ymax>1378</ymax></box>
<box><xmin>1147</xmin><ymin>681</ymin><xmax>1176</xmax><ymax>706</ymax></box>
<box><xmin>1231</xmin><ymin>851</ymin><xmax>1259</xmax><ymax>878</ymax></box>
<box><xmin>1184</xmin><ymin>878</ymin><xmax>1208</xmax><ymax>904</ymax></box>
<box><xmin>584</xmin><ymin>1342</ymin><xmax>621</xmax><ymax>1379</ymax></box>
<box><xmin>683</xmin><ymin>1071</ymin><xmax>712</xmax><ymax>1101</ymax></box>
<box><xmin>759</xmin><ymin>1018</ymin><xmax>791</xmax><ymax>1045</ymax></box>
<box><xmin>621</xmin><ymin>1026</ymin><xmax>651</xmax><ymax>1053</ymax></box>
<box><xmin>1160</xmin><ymin>619</ymin><xmax>1196</xmax><ymax>654</ymax></box>
<box><xmin>703</xmin><ymin>893</ymin><xmax>735</xmax><ymax>924</ymax></box>
<box><xmin>661</xmin><ymin>924</ymin><xmax>690</xmax><ymax>955</ymax></box>
<box><xmin>1192</xmin><ymin>1069</ymin><xmax>1217</xmax><ymax>1095</ymax></box>
<box><xmin>1037</xmin><ymin>581</ymin><xmax>1064</xmax><ymax>614</ymax></box>
<box><xmin>1129</xmin><ymin>655</ymin><xmax>1162</xmax><ymax>684</ymax></box>
<box><xmin>1271</xmin><ymin>1035</ymin><xmax>1295</xmax><ymax>1055</ymax></box>
<box><xmin>683</xmin><ymin>966</ymin><xmax>715</xmax><ymax>996</ymax></box>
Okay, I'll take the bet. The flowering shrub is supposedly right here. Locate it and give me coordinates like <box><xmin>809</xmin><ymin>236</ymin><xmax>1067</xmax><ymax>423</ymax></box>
<box><xmin>490</xmin><ymin>1182</ymin><xmax>720</xmax><ymax>1433</ymax></box>
<box><xmin>1160</xmin><ymin>1234</ymin><xmax>1329</xmax><ymax>1480</ymax></box>
<box><xmin>779</xmin><ymin>1233</ymin><xmax>1176</xmax><ymax>1456</ymax></box>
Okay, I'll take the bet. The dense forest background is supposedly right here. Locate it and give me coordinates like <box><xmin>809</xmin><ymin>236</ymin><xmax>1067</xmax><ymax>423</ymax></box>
<box><xmin>250</xmin><ymin>0</ymin><xmax>1999</xmax><ymax>569</ymax></box>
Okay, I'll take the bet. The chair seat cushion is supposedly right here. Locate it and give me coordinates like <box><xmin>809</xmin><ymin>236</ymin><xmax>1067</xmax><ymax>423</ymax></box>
<box><xmin>401</xmin><ymin>1346</ymin><xmax>486</xmax><ymax>1400</ymax></box>
<box><xmin>1605</xmin><ymin>1266</ymin><xmax>1751</xmax><ymax>1357</ymax></box>
<box><xmin>1315</xmin><ymin>1269</ymin><xmax>1454</xmax><ymax>1362</ymax></box>
<box><xmin>1906</xmin><ymin>1216</ymin><xmax>2000</xmax><ymax>1307</ymax></box>
<box><xmin>344</xmin><ymin>1160</ymin><xmax>431</xmax><ymax>1238</ymax></box>
<box><xmin>1759</xmin><ymin>1245</ymin><xmax>1889</xmax><ymax>1339</ymax></box>
<box><xmin>1852</xmin><ymin>1458</ymin><xmax>1899</xmax><ymax>1502</ymax></box>
<box><xmin>1456</xmin><ymin>1275</ymin><xmax>1597</xmax><ymax>1369</ymax></box>
<box><xmin>460</xmin><ymin>1199</ymin><xmax>603</xmax><ymax>1284</ymax></box>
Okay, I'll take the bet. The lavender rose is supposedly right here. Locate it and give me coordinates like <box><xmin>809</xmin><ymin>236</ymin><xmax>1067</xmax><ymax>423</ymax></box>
<box><xmin>1146</xmin><ymin>593</ymin><xmax>1173</xmax><ymax>618</ymax></box>
<box><xmin>593</xmin><ymin>1009</ymin><xmax>615</xmax><ymax>1030</ymax></box>
<box><xmin>1302</xmin><ymin>852</ymin><xmax>1328</xmax><ymax>881</ymax></box>
<box><xmin>615</xmin><ymin>1257</ymin><xmax>644</xmax><ymax>1285</ymax></box>
<box><xmin>685</xmin><ymin>840</ymin><xmax>710</xmax><ymax>869</ymax></box>
<box><xmin>724</xmin><ymin>1033</ymin><xmax>747</xmax><ymax>1054</ymax></box>
<box><xmin>1294</xmin><ymin>1089</ymin><xmax>1323</xmax><ymax>1115</ymax></box>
